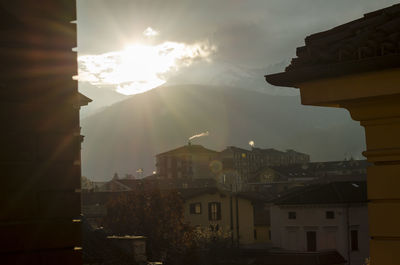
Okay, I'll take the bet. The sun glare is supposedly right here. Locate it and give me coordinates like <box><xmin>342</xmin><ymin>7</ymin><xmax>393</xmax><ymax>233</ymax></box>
<box><xmin>78</xmin><ymin>38</ymin><xmax>215</xmax><ymax>95</ymax></box>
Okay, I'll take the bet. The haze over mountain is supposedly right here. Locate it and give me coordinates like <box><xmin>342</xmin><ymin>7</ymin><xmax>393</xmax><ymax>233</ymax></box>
<box><xmin>81</xmin><ymin>84</ymin><xmax>365</xmax><ymax>181</ymax></box>
<box><xmin>79</xmin><ymin>83</ymin><xmax>130</xmax><ymax>118</ymax></box>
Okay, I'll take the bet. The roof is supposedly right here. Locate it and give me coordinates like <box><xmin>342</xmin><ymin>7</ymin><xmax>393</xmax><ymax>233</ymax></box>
<box><xmin>273</xmin><ymin>181</ymin><xmax>367</xmax><ymax>205</ymax></box>
<box><xmin>265</xmin><ymin>3</ymin><xmax>400</xmax><ymax>87</ymax></box>
<box><xmin>116</xmin><ymin>177</ymin><xmax>218</xmax><ymax>190</ymax></box>
<box><xmin>177</xmin><ymin>187</ymin><xmax>263</xmax><ymax>203</ymax></box>
<box><xmin>253</xmin><ymin>148</ymin><xmax>285</xmax><ymax>155</ymax></box>
<box><xmin>177</xmin><ymin>187</ymin><xmax>220</xmax><ymax>200</ymax></box>
<box><xmin>78</xmin><ymin>92</ymin><xmax>92</xmax><ymax>106</ymax></box>
<box><xmin>222</xmin><ymin>146</ymin><xmax>250</xmax><ymax>153</ymax></box>
<box><xmin>156</xmin><ymin>144</ymin><xmax>218</xmax><ymax>156</ymax></box>
<box><xmin>270</xmin><ymin>160</ymin><xmax>369</xmax><ymax>178</ymax></box>
<box><xmin>236</xmin><ymin>191</ymin><xmax>269</xmax><ymax>203</ymax></box>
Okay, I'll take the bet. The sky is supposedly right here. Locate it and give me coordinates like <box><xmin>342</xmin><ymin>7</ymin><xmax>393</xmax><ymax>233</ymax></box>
<box><xmin>76</xmin><ymin>0</ymin><xmax>399</xmax><ymax>104</ymax></box>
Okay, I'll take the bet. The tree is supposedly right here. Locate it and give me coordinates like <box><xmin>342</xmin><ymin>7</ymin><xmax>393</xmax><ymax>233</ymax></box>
<box><xmin>103</xmin><ymin>183</ymin><xmax>194</xmax><ymax>265</ymax></box>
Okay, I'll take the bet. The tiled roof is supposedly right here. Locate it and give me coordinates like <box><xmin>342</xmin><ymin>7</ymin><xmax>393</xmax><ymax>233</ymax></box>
<box><xmin>265</xmin><ymin>3</ymin><xmax>400</xmax><ymax>87</ymax></box>
<box><xmin>273</xmin><ymin>181</ymin><xmax>367</xmax><ymax>205</ymax></box>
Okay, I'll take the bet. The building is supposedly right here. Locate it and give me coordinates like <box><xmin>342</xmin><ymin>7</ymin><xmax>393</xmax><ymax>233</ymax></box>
<box><xmin>245</xmin><ymin>160</ymin><xmax>368</xmax><ymax>194</ymax></box>
<box><xmin>179</xmin><ymin>187</ymin><xmax>256</xmax><ymax>245</ymax></box>
<box><xmin>155</xmin><ymin>144</ymin><xmax>218</xmax><ymax>180</ymax></box>
<box><xmin>265</xmin><ymin>4</ymin><xmax>400</xmax><ymax>264</ymax></box>
<box><xmin>155</xmin><ymin>144</ymin><xmax>310</xmax><ymax>191</ymax></box>
<box><xmin>252</xmin><ymin>148</ymin><xmax>310</xmax><ymax>167</ymax></box>
<box><xmin>219</xmin><ymin>146</ymin><xmax>310</xmax><ymax>186</ymax></box>
<box><xmin>0</xmin><ymin>1</ymin><xmax>84</xmax><ymax>263</ymax></box>
<box><xmin>270</xmin><ymin>160</ymin><xmax>368</xmax><ymax>180</ymax></box>
<box><xmin>270</xmin><ymin>181</ymin><xmax>369</xmax><ymax>265</ymax></box>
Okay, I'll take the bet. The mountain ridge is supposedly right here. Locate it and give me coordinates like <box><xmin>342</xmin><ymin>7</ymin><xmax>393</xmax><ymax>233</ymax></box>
<box><xmin>81</xmin><ymin>84</ymin><xmax>365</xmax><ymax>181</ymax></box>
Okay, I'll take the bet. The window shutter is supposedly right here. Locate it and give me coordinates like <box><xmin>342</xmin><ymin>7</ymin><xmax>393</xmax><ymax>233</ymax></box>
<box><xmin>217</xmin><ymin>202</ymin><xmax>221</xmax><ymax>220</ymax></box>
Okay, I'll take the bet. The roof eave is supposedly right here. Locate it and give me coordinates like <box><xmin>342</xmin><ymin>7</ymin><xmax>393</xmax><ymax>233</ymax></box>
<box><xmin>265</xmin><ymin>54</ymin><xmax>400</xmax><ymax>88</ymax></box>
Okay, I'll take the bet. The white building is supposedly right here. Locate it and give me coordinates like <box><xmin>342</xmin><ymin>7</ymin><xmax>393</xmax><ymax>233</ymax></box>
<box><xmin>270</xmin><ymin>181</ymin><xmax>369</xmax><ymax>265</ymax></box>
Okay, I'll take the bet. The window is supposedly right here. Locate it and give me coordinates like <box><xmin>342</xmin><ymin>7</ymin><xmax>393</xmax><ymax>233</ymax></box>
<box><xmin>351</xmin><ymin>230</ymin><xmax>359</xmax><ymax>251</ymax></box>
<box><xmin>254</xmin><ymin>229</ymin><xmax>257</xmax><ymax>240</ymax></box>
<box><xmin>306</xmin><ymin>231</ymin><xmax>317</xmax><ymax>252</ymax></box>
<box><xmin>288</xmin><ymin>211</ymin><xmax>296</xmax><ymax>219</ymax></box>
<box><xmin>326</xmin><ymin>211</ymin><xmax>335</xmax><ymax>219</ymax></box>
<box><xmin>208</xmin><ymin>202</ymin><xmax>221</xmax><ymax>221</ymax></box>
<box><xmin>189</xmin><ymin>203</ymin><xmax>201</xmax><ymax>214</ymax></box>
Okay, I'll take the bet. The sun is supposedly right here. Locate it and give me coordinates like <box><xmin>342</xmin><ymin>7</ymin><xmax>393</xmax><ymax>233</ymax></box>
<box><xmin>78</xmin><ymin>39</ymin><xmax>215</xmax><ymax>95</ymax></box>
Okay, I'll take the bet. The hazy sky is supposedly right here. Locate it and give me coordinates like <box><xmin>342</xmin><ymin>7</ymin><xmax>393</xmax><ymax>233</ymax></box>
<box><xmin>77</xmin><ymin>0</ymin><xmax>399</xmax><ymax>99</ymax></box>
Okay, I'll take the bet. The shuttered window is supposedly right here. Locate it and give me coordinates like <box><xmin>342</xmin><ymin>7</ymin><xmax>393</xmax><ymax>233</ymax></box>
<box><xmin>208</xmin><ymin>202</ymin><xmax>221</xmax><ymax>221</ymax></box>
<box><xmin>189</xmin><ymin>203</ymin><xmax>201</xmax><ymax>214</ymax></box>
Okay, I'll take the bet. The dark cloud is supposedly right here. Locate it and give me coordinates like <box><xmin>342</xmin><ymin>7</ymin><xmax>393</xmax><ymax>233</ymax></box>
<box><xmin>210</xmin><ymin>21</ymin><xmax>271</xmax><ymax>67</ymax></box>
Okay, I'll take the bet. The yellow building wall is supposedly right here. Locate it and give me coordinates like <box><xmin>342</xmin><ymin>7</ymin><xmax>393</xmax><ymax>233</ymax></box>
<box><xmin>184</xmin><ymin>191</ymin><xmax>255</xmax><ymax>245</ymax></box>
<box><xmin>254</xmin><ymin>225</ymin><xmax>270</xmax><ymax>243</ymax></box>
<box><xmin>296</xmin><ymin>69</ymin><xmax>400</xmax><ymax>265</ymax></box>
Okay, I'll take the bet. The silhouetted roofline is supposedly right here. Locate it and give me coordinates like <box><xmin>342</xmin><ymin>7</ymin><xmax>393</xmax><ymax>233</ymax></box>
<box><xmin>273</xmin><ymin>181</ymin><xmax>367</xmax><ymax>205</ymax></box>
<box><xmin>156</xmin><ymin>144</ymin><xmax>218</xmax><ymax>156</ymax></box>
<box><xmin>265</xmin><ymin>3</ymin><xmax>400</xmax><ymax>87</ymax></box>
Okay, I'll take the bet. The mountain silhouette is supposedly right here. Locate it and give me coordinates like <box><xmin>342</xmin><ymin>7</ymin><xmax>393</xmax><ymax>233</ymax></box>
<box><xmin>80</xmin><ymin>84</ymin><xmax>365</xmax><ymax>180</ymax></box>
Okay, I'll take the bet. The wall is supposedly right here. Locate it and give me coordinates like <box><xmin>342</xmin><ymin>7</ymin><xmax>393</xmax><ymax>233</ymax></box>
<box><xmin>184</xmin><ymin>191</ymin><xmax>255</xmax><ymax>245</ymax></box>
<box><xmin>254</xmin><ymin>225</ymin><xmax>270</xmax><ymax>243</ymax></box>
<box><xmin>270</xmin><ymin>204</ymin><xmax>369</xmax><ymax>265</ymax></box>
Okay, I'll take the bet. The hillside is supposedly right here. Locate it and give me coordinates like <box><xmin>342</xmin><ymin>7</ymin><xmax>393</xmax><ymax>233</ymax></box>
<box><xmin>80</xmin><ymin>84</ymin><xmax>365</xmax><ymax>180</ymax></box>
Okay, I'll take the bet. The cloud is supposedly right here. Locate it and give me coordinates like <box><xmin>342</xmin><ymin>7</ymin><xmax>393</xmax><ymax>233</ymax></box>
<box><xmin>143</xmin><ymin>27</ymin><xmax>159</xmax><ymax>37</ymax></box>
<box><xmin>78</xmin><ymin>40</ymin><xmax>216</xmax><ymax>95</ymax></box>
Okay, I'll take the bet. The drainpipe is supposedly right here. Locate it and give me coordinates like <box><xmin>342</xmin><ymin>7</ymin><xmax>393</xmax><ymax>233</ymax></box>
<box><xmin>236</xmin><ymin>194</ymin><xmax>239</xmax><ymax>247</ymax></box>
<box><xmin>230</xmin><ymin>184</ymin><xmax>234</xmax><ymax>246</ymax></box>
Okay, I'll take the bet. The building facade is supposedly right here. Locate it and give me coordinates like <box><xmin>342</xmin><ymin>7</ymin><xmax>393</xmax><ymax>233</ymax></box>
<box><xmin>0</xmin><ymin>1</ymin><xmax>83</xmax><ymax>263</ymax></box>
<box><xmin>181</xmin><ymin>188</ymin><xmax>255</xmax><ymax>245</ymax></box>
<box><xmin>156</xmin><ymin>144</ymin><xmax>218</xmax><ymax>180</ymax></box>
<box><xmin>270</xmin><ymin>182</ymin><xmax>369</xmax><ymax>265</ymax></box>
